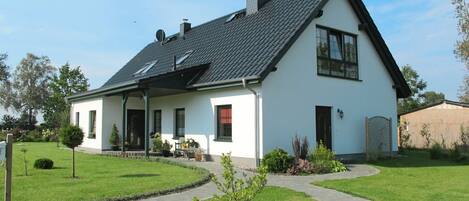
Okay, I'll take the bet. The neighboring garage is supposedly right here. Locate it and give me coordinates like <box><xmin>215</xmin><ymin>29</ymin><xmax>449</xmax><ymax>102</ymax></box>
<box><xmin>399</xmin><ymin>100</ymin><xmax>469</xmax><ymax>149</ymax></box>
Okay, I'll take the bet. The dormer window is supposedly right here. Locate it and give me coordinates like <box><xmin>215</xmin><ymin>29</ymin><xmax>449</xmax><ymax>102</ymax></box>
<box><xmin>316</xmin><ymin>26</ymin><xmax>358</xmax><ymax>80</ymax></box>
<box><xmin>133</xmin><ymin>60</ymin><xmax>158</xmax><ymax>77</ymax></box>
<box><xmin>176</xmin><ymin>50</ymin><xmax>194</xmax><ymax>66</ymax></box>
<box><xmin>226</xmin><ymin>11</ymin><xmax>246</xmax><ymax>23</ymax></box>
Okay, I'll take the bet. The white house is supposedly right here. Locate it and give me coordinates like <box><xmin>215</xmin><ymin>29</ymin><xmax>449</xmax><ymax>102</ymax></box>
<box><xmin>67</xmin><ymin>0</ymin><xmax>410</xmax><ymax>168</ymax></box>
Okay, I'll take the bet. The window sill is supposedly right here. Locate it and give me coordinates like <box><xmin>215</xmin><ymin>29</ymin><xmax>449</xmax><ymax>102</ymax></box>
<box><xmin>317</xmin><ymin>73</ymin><xmax>362</xmax><ymax>82</ymax></box>
<box><xmin>214</xmin><ymin>138</ymin><xmax>232</xmax><ymax>143</ymax></box>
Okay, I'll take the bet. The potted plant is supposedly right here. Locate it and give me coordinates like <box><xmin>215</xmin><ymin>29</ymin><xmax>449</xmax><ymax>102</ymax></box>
<box><xmin>195</xmin><ymin>148</ymin><xmax>204</xmax><ymax>162</ymax></box>
<box><xmin>186</xmin><ymin>138</ymin><xmax>200</xmax><ymax>148</ymax></box>
<box><xmin>109</xmin><ymin>124</ymin><xmax>120</xmax><ymax>151</ymax></box>
<box><xmin>162</xmin><ymin>140</ymin><xmax>173</xmax><ymax>157</ymax></box>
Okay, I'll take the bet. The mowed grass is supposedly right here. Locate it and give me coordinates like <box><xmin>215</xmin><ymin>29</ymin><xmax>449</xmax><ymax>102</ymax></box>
<box><xmin>316</xmin><ymin>151</ymin><xmax>469</xmax><ymax>201</ymax></box>
<box><xmin>2</xmin><ymin>143</ymin><xmax>207</xmax><ymax>201</ymax></box>
<box><xmin>253</xmin><ymin>186</ymin><xmax>315</xmax><ymax>201</ymax></box>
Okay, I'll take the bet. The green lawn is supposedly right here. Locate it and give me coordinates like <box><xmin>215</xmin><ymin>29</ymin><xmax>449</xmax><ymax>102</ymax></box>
<box><xmin>254</xmin><ymin>186</ymin><xmax>314</xmax><ymax>201</ymax></box>
<box><xmin>2</xmin><ymin>143</ymin><xmax>208</xmax><ymax>201</ymax></box>
<box><xmin>317</xmin><ymin>151</ymin><xmax>469</xmax><ymax>201</ymax></box>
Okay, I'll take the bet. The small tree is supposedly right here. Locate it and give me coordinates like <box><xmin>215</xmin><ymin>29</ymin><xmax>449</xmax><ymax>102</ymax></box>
<box><xmin>60</xmin><ymin>125</ymin><xmax>84</xmax><ymax>178</ymax></box>
<box><xmin>399</xmin><ymin>121</ymin><xmax>412</xmax><ymax>149</ymax></box>
<box><xmin>109</xmin><ymin>124</ymin><xmax>120</xmax><ymax>151</ymax></box>
<box><xmin>20</xmin><ymin>148</ymin><xmax>28</xmax><ymax>176</ymax></box>
<box><xmin>420</xmin><ymin>124</ymin><xmax>432</xmax><ymax>149</ymax></box>
<box><xmin>196</xmin><ymin>153</ymin><xmax>267</xmax><ymax>201</ymax></box>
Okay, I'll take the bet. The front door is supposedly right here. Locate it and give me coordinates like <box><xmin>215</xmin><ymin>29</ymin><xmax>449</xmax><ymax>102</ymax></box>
<box><xmin>316</xmin><ymin>106</ymin><xmax>332</xmax><ymax>150</ymax></box>
<box><xmin>127</xmin><ymin>110</ymin><xmax>145</xmax><ymax>150</ymax></box>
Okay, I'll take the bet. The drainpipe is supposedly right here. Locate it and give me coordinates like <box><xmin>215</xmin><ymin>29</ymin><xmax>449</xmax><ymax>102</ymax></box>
<box><xmin>242</xmin><ymin>79</ymin><xmax>260</xmax><ymax>168</ymax></box>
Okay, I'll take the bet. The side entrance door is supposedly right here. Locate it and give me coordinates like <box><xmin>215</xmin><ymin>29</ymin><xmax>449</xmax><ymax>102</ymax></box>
<box><xmin>316</xmin><ymin>106</ymin><xmax>332</xmax><ymax>150</ymax></box>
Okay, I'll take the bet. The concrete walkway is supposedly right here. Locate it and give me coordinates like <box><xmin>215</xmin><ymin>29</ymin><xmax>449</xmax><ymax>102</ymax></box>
<box><xmin>141</xmin><ymin>158</ymin><xmax>379</xmax><ymax>201</ymax></box>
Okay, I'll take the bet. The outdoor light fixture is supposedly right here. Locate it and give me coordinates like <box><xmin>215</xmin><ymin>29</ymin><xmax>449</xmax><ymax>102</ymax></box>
<box><xmin>337</xmin><ymin>109</ymin><xmax>344</xmax><ymax>119</ymax></box>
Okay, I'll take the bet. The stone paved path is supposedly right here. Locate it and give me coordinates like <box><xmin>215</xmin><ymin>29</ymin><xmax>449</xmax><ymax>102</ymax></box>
<box><xmin>141</xmin><ymin>158</ymin><xmax>379</xmax><ymax>201</ymax></box>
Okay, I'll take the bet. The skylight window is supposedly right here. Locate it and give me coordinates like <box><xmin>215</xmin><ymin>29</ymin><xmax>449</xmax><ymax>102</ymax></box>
<box><xmin>133</xmin><ymin>60</ymin><xmax>158</xmax><ymax>76</ymax></box>
<box><xmin>176</xmin><ymin>50</ymin><xmax>194</xmax><ymax>66</ymax></box>
<box><xmin>225</xmin><ymin>11</ymin><xmax>246</xmax><ymax>23</ymax></box>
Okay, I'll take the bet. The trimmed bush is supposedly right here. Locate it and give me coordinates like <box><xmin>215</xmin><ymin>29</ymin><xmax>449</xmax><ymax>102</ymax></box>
<box><xmin>262</xmin><ymin>149</ymin><xmax>293</xmax><ymax>173</ymax></box>
<box><xmin>34</xmin><ymin>158</ymin><xmax>54</xmax><ymax>169</ymax></box>
<box><xmin>109</xmin><ymin>124</ymin><xmax>120</xmax><ymax>151</ymax></box>
<box><xmin>429</xmin><ymin>143</ymin><xmax>444</xmax><ymax>160</ymax></box>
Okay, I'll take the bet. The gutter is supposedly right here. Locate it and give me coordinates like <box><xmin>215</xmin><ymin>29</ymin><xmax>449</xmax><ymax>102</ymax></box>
<box><xmin>242</xmin><ymin>78</ymin><xmax>260</xmax><ymax>168</ymax></box>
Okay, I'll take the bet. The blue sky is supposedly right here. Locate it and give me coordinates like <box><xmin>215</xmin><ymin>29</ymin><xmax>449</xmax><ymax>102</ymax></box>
<box><xmin>0</xmin><ymin>0</ymin><xmax>465</xmax><ymax>118</ymax></box>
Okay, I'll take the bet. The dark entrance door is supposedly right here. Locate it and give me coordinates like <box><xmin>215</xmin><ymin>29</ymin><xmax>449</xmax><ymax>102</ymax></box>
<box><xmin>127</xmin><ymin>110</ymin><xmax>145</xmax><ymax>150</ymax></box>
<box><xmin>316</xmin><ymin>106</ymin><xmax>332</xmax><ymax>150</ymax></box>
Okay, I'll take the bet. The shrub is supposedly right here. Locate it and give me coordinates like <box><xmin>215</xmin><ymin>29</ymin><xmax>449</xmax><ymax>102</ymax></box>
<box><xmin>287</xmin><ymin>159</ymin><xmax>313</xmax><ymax>175</ymax></box>
<box><xmin>109</xmin><ymin>124</ymin><xmax>120</xmax><ymax>151</ymax></box>
<box><xmin>399</xmin><ymin>120</ymin><xmax>412</xmax><ymax>149</ymax></box>
<box><xmin>197</xmin><ymin>153</ymin><xmax>267</xmax><ymax>201</ymax></box>
<box><xmin>42</xmin><ymin>129</ymin><xmax>57</xmax><ymax>142</ymax></box>
<box><xmin>262</xmin><ymin>149</ymin><xmax>293</xmax><ymax>173</ymax></box>
<box><xmin>460</xmin><ymin>125</ymin><xmax>469</xmax><ymax>148</ymax></box>
<box><xmin>20</xmin><ymin>130</ymin><xmax>43</xmax><ymax>142</ymax></box>
<box><xmin>429</xmin><ymin>142</ymin><xmax>444</xmax><ymax>160</ymax></box>
<box><xmin>420</xmin><ymin>124</ymin><xmax>432</xmax><ymax>149</ymax></box>
<box><xmin>161</xmin><ymin>140</ymin><xmax>173</xmax><ymax>157</ymax></box>
<box><xmin>310</xmin><ymin>142</ymin><xmax>335</xmax><ymax>162</ymax></box>
<box><xmin>152</xmin><ymin>136</ymin><xmax>163</xmax><ymax>152</ymax></box>
<box><xmin>329</xmin><ymin>160</ymin><xmax>347</xmax><ymax>173</ymax></box>
<box><xmin>292</xmin><ymin>135</ymin><xmax>309</xmax><ymax>162</ymax></box>
<box><xmin>34</xmin><ymin>158</ymin><xmax>54</xmax><ymax>169</ymax></box>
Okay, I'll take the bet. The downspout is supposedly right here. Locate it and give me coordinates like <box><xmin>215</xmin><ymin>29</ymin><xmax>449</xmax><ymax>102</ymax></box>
<box><xmin>242</xmin><ymin>79</ymin><xmax>260</xmax><ymax>168</ymax></box>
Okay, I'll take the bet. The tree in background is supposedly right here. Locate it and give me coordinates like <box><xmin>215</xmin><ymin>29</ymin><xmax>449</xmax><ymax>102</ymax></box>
<box><xmin>421</xmin><ymin>91</ymin><xmax>445</xmax><ymax>106</ymax></box>
<box><xmin>398</xmin><ymin>65</ymin><xmax>445</xmax><ymax>114</ymax></box>
<box><xmin>0</xmin><ymin>53</ymin><xmax>13</xmax><ymax>109</ymax></box>
<box><xmin>43</xmin><ymin>63</ymin><xmax>88</xmax><ymax>128</ymax></box>
<box><xmin>1</xmin><ymin>53</ymin><xmax>55</xmax><ymax>129</ymax></box>
<box><xmin>398</xmin><ymin>65</ymin><xmax>427</xmax><ymax>114</ymax></box>
<box><xmin>452</xmin><ymin>0</ymin><xmax>469</xmax><ymax>102</ymax></box>
<box><xmin>0</xmin><ymin>114</ymin><xmax>17</xmax><ymax>130</ymax></box>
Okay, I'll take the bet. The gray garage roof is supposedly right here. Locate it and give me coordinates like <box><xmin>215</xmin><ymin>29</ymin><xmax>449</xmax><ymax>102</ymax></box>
<box><xmin>76</xmin><ymin>0</ymin><xmax>410</xmax><ymax>100</ymax></box>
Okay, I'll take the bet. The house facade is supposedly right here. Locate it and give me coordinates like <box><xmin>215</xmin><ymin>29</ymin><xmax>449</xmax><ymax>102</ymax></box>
<box><xmin>68</xmin><ymin>0</ymin><xmax>410</xmax><ymax>168</ymax></box>
<box><xmin>399</xmin><ymin>100</ymin><xmax>469</xmax><ymax>149</ymax></box>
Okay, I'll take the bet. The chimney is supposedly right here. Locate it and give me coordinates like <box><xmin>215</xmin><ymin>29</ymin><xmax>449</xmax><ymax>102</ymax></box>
<box><xmin>180</xmin><ymin>19</ymin><xmax>191</xmax><ymax>38</ymax></box>
<box><xmin>246</xmin><ymin>0</ymin><xmax>269</xmax><ymax>15</ymax></box>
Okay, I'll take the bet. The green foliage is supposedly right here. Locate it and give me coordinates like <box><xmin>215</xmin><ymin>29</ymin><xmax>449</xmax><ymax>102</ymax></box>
<box><xmin>60</xmin><ymin>125</ymin><xmax>84</xmax><ymax>149</ymax></box>
<box><xmin>420</xmin><ymin>124</ymin><xmax>432</xmax><ymax>149</ymax></box>
<box><xmin>399</xmin><ymin>120</ymin><xmax>412</xmax><ymax>149</ymax></box>
<box><xmin>42</xmin><ymin>129</ymin><xmax>58</xmax><ymax>142</ymax></box>
<box><xmin>310</xmin><ymin>142</ymin><xmax>335</xmax><ymax>162</ymax></box>
<box><xmin>429</xmin><ymin>142</ymin><xmax>444</xmax><ymax>160</ymax></box>
<box><xmin>309</xmin><ymin>142</ymin><xmax>347</xmax><ymax>174</ymax></box>
<box><xmin>109</xmin><ymin>124</ymin><xmax>120</xmax><ymax>150</ymax></box>
<box><xmin>0</xmin><ymin>114</ymin><xmax>17</xmax><ymax>130</ymax></box>
<box><xmin>43</xmin><ymin>63</ymin><xmax>88</xmax><ymax>128</ymax></box>
<box><xmin>34</xmin><ymin>158</ymin><xmax>54</xmax><ymax>169</ymax></box>
<box><xmin>20</xmin><ymin>129</ymin><xmax>43</xmax><ymax>142</ymax></box>
<box><xmin>460</xmin><ymin>125</ymin><xmax>469</xmax><ymax>147</ymax></box>
<box><xmin>397</xmin><ymin>65</ymin><xmax>445</xmax><ymax>114</ymax></box>
<box><xmin>1</xmin><ymin>53</ymin><xmax>55</xmax><ymax>129</ymax></box>
<box><xmin>329</xmin><ymin>160</ymin><xmax>347</xmax><ymax>173</ymax></box>
<box><xmin>208</xmin><ymin>153</ymin><xmax>267</xmax><ymax>201</ymax></box>
<box><xmin>152</xmin><ymin>136</ymin><xmax>163</xmax><ymax>152</ymax></box>
<box><xmin>262</xmin><ymin>149</ymin><xmax>293</xmax><ymax>173</ymax></box>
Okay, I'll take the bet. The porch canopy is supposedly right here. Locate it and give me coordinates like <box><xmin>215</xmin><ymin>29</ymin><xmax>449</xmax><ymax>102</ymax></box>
<box><xmin>67</xmin><ymin>64</ymin><xmax>210</xmax><ymax>157</ymax></box>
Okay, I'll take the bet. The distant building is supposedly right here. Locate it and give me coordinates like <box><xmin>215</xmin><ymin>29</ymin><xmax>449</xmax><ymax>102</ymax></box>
<box><xmin>399</xmin><ymin>100</ymin><xmax>469</xmax><ymax>149</ymax></box>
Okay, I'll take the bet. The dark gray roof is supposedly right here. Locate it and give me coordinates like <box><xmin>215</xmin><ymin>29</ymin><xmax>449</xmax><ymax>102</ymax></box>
<box><xmin>94</xmin><ymin>0</ymin><xmax>410</xmax><ymax>99</ymax></box>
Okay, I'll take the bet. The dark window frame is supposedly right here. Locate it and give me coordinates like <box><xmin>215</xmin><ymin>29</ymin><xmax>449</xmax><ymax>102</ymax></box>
<box><xmin>216</xmin><ymin>105</ymin><xmax>233</xmax><ymax>142</ymax></box>
<box><xmin>316</xmin><ymin>25</ymin><xmax>359</xmax><ymax>80</ymax></box>
<box><xmin>153</xmin><ymin>110</ymin><xmax>162</xmax><ymax>136</ymax></box>
<box><xmin>88</xmin><ymin>110</ymin><xmax>97</xmax><ymax>139</ymax></box>
<box><xmin>174</xmin><ymin>108</ymin><xmax>185</xmax><ymax>139</ymax></box>
<box><xmin>75</xmin><ymin>112</ymin><xmax>80</xmax><ymax>126</ymax></box>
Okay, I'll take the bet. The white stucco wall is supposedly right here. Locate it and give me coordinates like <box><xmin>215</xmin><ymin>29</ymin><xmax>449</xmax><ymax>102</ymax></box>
<box><xmin>71</xmin><ymin>98</ymin><xmax>104</xmax><ymax>150</ymax></box>
<box><xmin>151</xmin><ymin>86</ymin><xmax>258</xmax><ymax>161</ymax></box>
<box><xmin>262</xmin><ymin>0</ymin><xmax>398</xmax><ymax>156</ymax></box>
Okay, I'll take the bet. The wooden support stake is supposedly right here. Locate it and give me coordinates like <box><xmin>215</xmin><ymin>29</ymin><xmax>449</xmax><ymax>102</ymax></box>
<box><xmin>5</xmin><ymin>134</ymin><xmax>13</xmax><ymax>201</ymax></box>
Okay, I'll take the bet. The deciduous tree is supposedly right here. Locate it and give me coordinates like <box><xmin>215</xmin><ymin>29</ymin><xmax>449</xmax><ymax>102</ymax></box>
<box><xmin>452</xmin><ymin>0</ymin><xmax>469</xmax><ymax>101</ymax></box>
<box><xmin>3</xmin><ymin>53</ymin><xmax>55</xmax><ymax>129</ymax></box>
<box><xmin>43</xmin><ymin>63</ymin><xmax>88</xmax><ymax>128</ymax></box>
